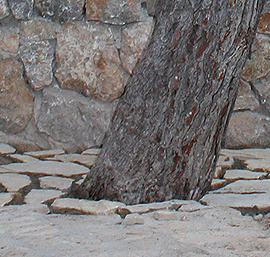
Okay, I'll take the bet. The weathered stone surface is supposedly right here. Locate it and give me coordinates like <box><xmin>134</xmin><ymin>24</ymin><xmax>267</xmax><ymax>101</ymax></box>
<box><xmin>242</xmin><ymin>34</ymin><xmax>270</xmax><ymax>82</ymax></box>
<box><xmin>35</xmin><ymin>87</ymin><xmax>115</xmax><ymax>152</ymax></box>
<box><xmin>244</xmin><ymin>159</ymin><xmax>270</xmax><ymax>172</ymax></box>
<box><xmin>257</xmin><ymin>12</ymin><xmax>270</xmax><ymax>34</ymax></box>
<box><xmin>39</xmin><ymin>176</ymin><xmax>74</xmax><ymax>191</ymax></box>
<box><xmin>146</xmin><ymin>0</ymin><xmax>158</xmax><ymax>16</ymax></box>
<box><xmin>0</xmin><ymin>173</ymin><xmax>31</xmax><ymax>193</ymax></box>
<box><xmin>35</xmin><ymin>0</ymin><xmax>54</xmax><ymax>17</ymax></box>
<box><xmin>0</xmin><ymin>193</ymin><xmax>14</xmax><ymax>206</ymax></box>
<box><xmin>220</xmin><ymin>148</ymin><xmax>262</xmax><ymax>161</ymax></box>
<box><xmin>55</xmin><ymin>22</ymin><xmax>124</xmax><ymax>102</ymax></box>
<box><xmin>24</xmin><ymin>149</ymin><xmax>65</xmax><ymax>159</ymax></box>
<box><xmin>0</xmin><ymin>57</ymin><xmax>34</xmax><ymax>134</ymax></box>
<box><xmin>210</xmin><ymin>179</ymin><xmax>227</xmax><ymax>190</ymax></box>
<box><xmin>178</xmin><ymin>201</ymin><xmax>207</xmax><ymax>212</ymax></box>
<box><xmin>152</xmin><ymin>211</ymin><xmax>184</xmax><ymax>221</ymax></box>
<box><xmin>0</xmin><ymin>143</ymin><xmax>16</xmax><ymax>155</ymax></box>
<box><xmin>225</xmin><ymin>111</ymin><xmax>270</xmax><ymax>149</ymax></box>
<box><xmin>24</xmin><ymin>189</ymin><xmax>65</xmax><ymax>204</ymax></box>
<box><xmin>51</xmin><ymin>198</ymin><xmax>125</xmax><ymax>215</ymax></box>
<box><xmin>121</xmin><ymin>213</ymin><xmax>144</xmax><ymax>226</ymax></box>
<box><xmin>214</xmin><ymin>166</ymin><xmax>225</xmax><ymax>179</ymax></box>
<box><xmin>1</xmin><ymin>161</ymin><xmax>89</xmax><ymax>177</ymax></box>
<box><xmin>47</xmin><ymin>154</ymin><xmax>98</xmax><ymax>168</ymax></box>
<box><xmin>0</xmin><ymin>25</ymin><xmax>19</xmax><ymax>53</ymax></box>
<box><xmin>234</xmin><ymin>80</ymin><xmax>260</xmax><ymax>111</ymax></box>
<box><xmin>81</xmin><ymin>148</ymin><xmax>102</xmax><ymax>156</ymax></box>
<box><xmin>214</xmin><ymin>180</ymin><xmax>270</xmax><ymax>194</ymax></box>
<box><xmin>217</xmin><ymin>156</ymin><xmax>234</xmax><ymax>170</ymax></box>
<box><xmin>86</xmin><ymin>0</ymin><xmax>149</xmax><ymax>25</ymax></box>
<box><xmin>120</xmin><ymin>18</ymin><xmax>153</xmax><ymax>74</ymax></box>
<box><xmin>8</xmin><ymin>154</ymin><xmax>40</xmax><ymax>163</ymax></box>
<box><xmin>0</xmin><ymin>0</ymin><xmax>10</xmax><ymax>20</ymax></box>
<box><xmin>8</xmin><ymin>0</ymin><xmax>34</xmax><ymax>20</ymax></box>
<box><xmin>223</xmin><ymin>169</ymin><xmax>266</xmax><ymax>181</ymax></box>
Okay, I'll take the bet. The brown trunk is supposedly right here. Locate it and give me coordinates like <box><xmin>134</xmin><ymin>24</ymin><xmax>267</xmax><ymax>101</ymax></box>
<box><xmin>76</xmin><ymin>0</ymin><xmax>265</xmax><ymax>205</ymax></box>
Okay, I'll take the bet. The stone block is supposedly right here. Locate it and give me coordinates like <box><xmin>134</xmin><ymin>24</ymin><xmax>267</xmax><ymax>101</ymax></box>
<box><xmin>0</xmin><ymin>0</ymin><xmax>10</xmax><ymax>20</ymax></box>
<box><xmin>8</xmin><ymin>0</ymin><xmax>34</xmax><ymax>20</ymax></box>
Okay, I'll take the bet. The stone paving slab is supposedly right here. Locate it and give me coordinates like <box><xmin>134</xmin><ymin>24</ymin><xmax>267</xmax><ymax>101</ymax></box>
<box><xmin>216</xmin><ymin>155</ymin><xmax>234</xmax><ymax>169</ymax></box>
<box><xmin>39</xmin><ymin>176</ymin><xmax>74</xmax><ymax>192</ymax></box>
<box><xmin>8</xmin><ymin>154</ymin><xmax>40</xmax><ymax>163</ymax></box>
<box><xmin>1</xmin><ymin>161</ymin><xmax>89</xmax><ymax>177</ymax></box>
<box><xmin>81</xmin><ymin>148</ymin><xmax>101</xmax><ymax>155</ymax></box>
<box><xmin>24</xmin><ymin>149</ymin><xmax>65</xmax><ymax>159</ymax></box>
<box><xmin>0</xmin><ymin>173</ymin><xmax>31</xmax><ymax>193</ymax></box>
<box><xmin>223</xmin><ymin>169</ymin><xmax>267</xmax><ymax>181</ymax></box>
<box><xmin>245</xmin><ymin>159</ymin><xmax>270</xmax><ymax>172</ymax></box>
<box><xmin>0</xmin><ymin>193</ymin><xmax>14</xmax><ymax>207</ymax></box>
<box><xmin>211</xmin><ymin>179</ymin><xmax>227</xmax><ymax>190</ymax></box>
<box><xmin>0</xmin><ymin>143</ymin><xmax>16</xmax><ymax>155</ymax></box>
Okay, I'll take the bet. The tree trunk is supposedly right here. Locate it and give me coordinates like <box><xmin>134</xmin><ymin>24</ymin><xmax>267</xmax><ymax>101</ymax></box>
<box><xmin>76</xmin><ymin>0</ymin><xmax>265</xmax><ymax>205</ymax></box>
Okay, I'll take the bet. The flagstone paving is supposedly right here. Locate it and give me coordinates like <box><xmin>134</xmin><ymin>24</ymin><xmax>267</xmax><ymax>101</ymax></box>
<box><xmin>1</xmin><ymin>143</ymin><xmax>270</xmax><ymax>256</ymax></box>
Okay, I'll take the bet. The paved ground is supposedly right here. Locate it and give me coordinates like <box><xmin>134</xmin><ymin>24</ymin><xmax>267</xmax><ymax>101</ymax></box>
<box><xmin>0</xmin><ymin>144</ymin><xmax>270</xmax><ymax>256</ymax></box>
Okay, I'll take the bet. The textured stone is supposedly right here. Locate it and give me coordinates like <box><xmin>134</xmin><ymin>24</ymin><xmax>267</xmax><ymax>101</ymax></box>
<box><xmin>0</xmin><ymin>193</ymin><xmax>14</xmax><ymax>206</ymax></box>
<box><xmin>0</xmin><ymin>143</ymin><xmax>16</xmax><ymax>155</ymax></box>
<box><xmin>55</xmin><ymin>22</ymin><xmax>124</xmax><ymax>102</ymax></box>
<box><xmin>35</xmin><ymin>0</ymin><xmax>54</xmax><ymax>17</ymax></box>
<box><xmin>24</xmin><ymin>149</ymin><xmax>65</xmax><ymax>159</ymax></box>
<box><xmin>223</xmin><ymin>169</ymin><xmax>266</xmax><ymax>181</ymax></box>
<box><xmin>210</xmin><ymin>179</ymin><xmax>227</xmax><ymax>190</ymax></box>
<box><xmin>0</xmin><ymin>0</ymin><xmax>10</xmax><ymax>20</ymax></box>
<box><xmin>179</xmin><ymin>201</ymin><xmax>207</xmax><ymax>212</ymax></box>
<box><xmin>0</xmin><ymin>173</ymin><xmax>31</xmax><ymax>193</ymax></box>
<box><xmin>35</xmin><ymin>87</ymin><xmax>115</xmax><ymax>152</ymax></box>
<box><xmin>257</xmin><ymin>12</ymin><xmax>270</xmax><ymax>35</ymax></box>
<box><xmin>8</xmin><ymin>154</ymin><xmax>40</xmax><ymax>163</ymax></box>
<box><xmin>146</xmin><ymin>0</ymin><xmax>158</xmax><ymax>16</ymax></box>
<box><xmin>152</xmin><ymin>211</ymin><xmax>184</xmax><ymax>221</ymax></box>
<box><xmin>24</xmin><ymin>189</ymin><xmax>65</xmax><ymax>204</ymax></box>
<box><xmin>2</xmin><ymin>161</ymin><xmax>89</xmax><ymax>177</ymax></box>
<box><xmin>121</xmin><ymin>213</ymin><xmax>144</xmax><ymax>225</ymax></box>
<box><xmin>234</xmin><ymin>80</ymin><xmax>260</xmax><ymax>111</ymax></box>
<box><xmin>244</xmin><ymin>159</ymin><xmax>270</xmax><ymax>173</ymax></box>
<box><xmin>51</xmin><ymin>198</ymin><xmax>125</xmax><ymax>215</ymax></box>
<box><xmin>8</xmin><ymin>0</ymin><xmax>34</xmax><ymax>20</ymax></box>
<box><xmin>225</xmin><ymin>111</ymin><xmax>270</xmax><ymax>149</ymax></box>
<box><xmin>39</xmin><ymin>176</ymin><xmax>74</xmax><ymax>192</ymax></box>
<box><xmin>120</xmin><ymin>18</ymin><xmax>153</xmax><ymax>74</ymax></box>
<box><xmin>86</xmin><ymin>0</ymin><xmax>149</xmax><ymax>25</ymax></box>
<box><xmin>0</xmin><ymin>57</ymin><xmax>34</xmax><ymax>134</ymax></box>
<box><xmin>217</xmin><ymin>155</ymin><xmax>234</xmax><ymax>170</ymax></box>
<box><xmin>81</xmin><ymin>148</ymin><xmax>102</xmax><ymax>156</ymax></box>
<box><xmin>0</xmin><ymin>25</ymin><xmax>19</xmax><ymax>53</ymax></box>
<box><xmin>220</xmin><ymin>149</ymin><xmax>262</xmax><ymax>161</ymax></box>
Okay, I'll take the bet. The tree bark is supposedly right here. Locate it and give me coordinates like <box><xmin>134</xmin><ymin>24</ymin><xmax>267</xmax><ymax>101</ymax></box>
<box><xmin>76</xmin><ymin>0</ymin><xmax>265</xmax><ymax>205</ymax></box>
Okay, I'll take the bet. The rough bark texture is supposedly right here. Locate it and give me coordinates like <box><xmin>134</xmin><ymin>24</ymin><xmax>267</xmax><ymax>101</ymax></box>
<box><xmin>77</xmin><ymin>0</ymin><xmax>265</xmax><ymax>205</ymax></box>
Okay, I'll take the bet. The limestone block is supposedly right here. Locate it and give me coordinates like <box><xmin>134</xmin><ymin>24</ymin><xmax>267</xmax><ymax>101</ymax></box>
<box><xmin>8</xmin><ymin>0</ymin><xmax>34</xmax><ymax>20</ymax></box>
<box><xmin>0</xmin><ymin>25</ymin><xmax>19</xmax><ymax>53</ymax></box>
<box><xmin>210</xmin><ymin>179</ymin><xmax>227</xmax><ymax>190</ymax></box>
<box><xmin>0</xmin><ymin>173</ymin><xmax>31</xmax><ymax>193</ymax></box>
<box><xmin>39</xmin><ymin>176</ymin><xmax>74</xmax><ymax>191</ymax></box>
<box><xmin>0</xmin><ymin>57</ymin><xmax>34</xmax><ymax>134</ymax></box>
<box><xmin>0</xmin><ymin>0</ymin><xmax>10</xmax><ymax>20</ymax></box>
<box><xmin>81</xmin><ymin>148</ymin><xmax>102</xmax><ymax>156</ymax></box>
<box><xmin>55</xmin><ymin>22</ymin><xmax>124</xmax><ymax>102</ymax></box>
<box><xmin>0</xmin><ymin>143</ymin><xmax>16</xmax><ymax>155</ymax></box>
<box><xmin>120</xmin><ymin>17</ymin><xmax>154</xmax><ymax>74</ymax></box>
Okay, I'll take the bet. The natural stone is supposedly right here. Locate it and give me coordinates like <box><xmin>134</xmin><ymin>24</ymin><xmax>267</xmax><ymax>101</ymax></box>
<box><xmin>179</xmin><ymin>201</ymin><xmax>207</xmax><ymax>212</ymax></box>
<box><xmin>24</xmin><ymin>189</ymin><xmax>65</xmax><ymax>204</ymax></box>
<box><xmin>39</xmin><ymin>176</ymin><xmax>74</xmax><ymax>191</ymax></box>
<box><xmin>220</xmin><ymin>148</ymin><xmax>261</xmax><ymax>161</ymax></box>
<box><xmin>0</xmin><ymin>57</ymin><xmax>34</xmax><ymax>134</ymax></box>
<box><xmin>86</xmin><ymin>0</ymin><xmax>149</xmax><ymax>25</ymax></box>
<box><xmin>217</xmin><ymin>155</ymin><xmax>234</xmax><ymax>170</ymax></box>
<box><xmin>120</xmin><ymin>18</ymin><xmax>154</xmax><ymax>74</ymax></box>
<box><xmin>24</xmin><ymin>149</ymin><xmax>65</xmax><ymax>159</ymax></box>
<box><xmin>214</xmin><ymin>166</ymin><xmax>225</xmax><ymax>179</ymax></box>
<box><xmin>8</xmin><ymin>0</ymin><xmax>34</xmax><ymax>20</ymax></box>
<box><xmin>121</xmin><ymin>213</ymin><xmax>144</xmax><ymax>226</ymax></box>
<box><xmin>146</xmin><ymin>0</ymin><xmax>158</xmax><ymax>16</ymax></box>
<box><xmin>8</xmin><ymin>154</ymin><xmax>40</xmax><ymax>163</ymax></box>
<box><xmin>81</xmin><ymin>148</ymin><xmax>102</xmax><ymax>156</ymax></box>
<box><xmin>0</xmin><ymin>143</ymin><xmax>16</xmax><ymax>155</ymax></box>
<box><xmin>0</xmin><ymin>173</ymin><xmax>31</xmax><ymax>193</ymax></box>
<box><xmin>2</xmin><ymin>161</ymin><xmax>89</xmax><ymax>177</ymax></box>
<box><xmin>0</xmin><ymin>0</ymin><xmax>10</xmax><ymax>20</ymax></box>
<box><xmin>34</xmin><ymin>0</ymin><xmax>54</xmax><ymax>18</ymax></box>
<box><xmin>210</xmin><ymin>179</ymin><xmax>227</xmax><ymax>190</ymax></box>
<box><xmin>223</xmin><ymin>169</ymin><xmax>266</xmax><ymax>181</ymax></box>
<box><xmin>225</xmin><ymin>111</ymin><xmax>270</xmax><ymax>149</ymax></box>
<box><xmin>0</xmin><ymin>193</ymin><xmax>14</xmax><ymax>207</ymax></box>
<box><xmin>214</xmin><ymin>180</ymin><xmax>270</xmax><ymax>194</ymax></box>
<box><xmin>0</xmin><ymin>25</ymin><xmax>19</xmax><ymax>53</ymax></box>
<box><xmin>244</xmin><ymin>159</ymin><xmax>270</xmax><ymax>173</ymax></box>
<box><xmin>51</xmin><ymin>198</ymin><xmax>125</xmax><ymax>215</ymax></box>
<box><xmin>152</xmin><ymin>211</ymin><xmax>184</xmax><ymax>221</ymax></box>
<box><xmin>35</xmin><ymin>87</ymin><xmax>115</xmax><ymax>153</ymax></box>
<box><xmin>55</xmin><ymin>22</ymin><xmax>124</xmax><ymax>102</ymax></box>
<box><xmin>257</xmin><ymin>12</ymin><xmax>270</xmax><ymax>35</ymax></box>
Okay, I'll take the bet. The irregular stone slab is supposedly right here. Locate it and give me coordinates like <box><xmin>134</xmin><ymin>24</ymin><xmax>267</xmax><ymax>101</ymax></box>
<box><xmin>24</xmin><ymin>189</ymin><xmax>65</xmax><ymax>204</ymax></box>
<box><xmin>0</xmin><ymin>173</ymin><xmax>31</xmax><ymax>193</ymax></box>
<box><xmin>81</xmin><ymin>148</ymin><xmax>102</xmax><ymax>156</ymax></box>
<box><xmin>0</xmin><ymin>25</ymin><xmax>19</xmax><ymax>53</ymax></box>
<box><xmin>24</xmin><ymin>149</ymin><xmax>65</xmax><ymax>159</ymax></box>
<box><xmin>0</xmin><ymin>57</ymin><xmax>34</xmax><ymax>134</ymax></box>
<box><xmin>245</xmin><ymin>159</ymin><xmax>270</xmax><ymax>173</ymax></box>
<box><xmin>0</xmin><ymin>143</ymin><xmax>16</xmax><ymax>155</ymax></box>
<box><xmin>120</xmin><ymin>18</ymin><xmax>154</xmax><ymax>74</ymax></box>
<box><xmin>51</xmin><ymin>198</ymin><xmax>125</xmax><ymax>215</ymax></box>
<box><xmin>0</xmin><ymin>193</ymin><xmax>14</xmax><ymax>207</ymax></box>
<box><xmin>0</xmin><ymin>0</ymin><xmax>10</xmax><ymax>20</ymax></box>
<box><xmin>86</xmin><ymin>0</ymin><xmax>149</xmax><ymax>25</ymax></box>
<box><xmin>179</xmin><ymin>201</ymin><xmax>208</xmax><ymax>212</ymax></box>
<box><xmin>35</xmin><ymin>87</ymin><xmax>114</xmax><ymax>152</ymax></box>
<box><xmin>200</xmin><ymin>193</ymin><xmax>270</xmax><ymax>212</ymax></box>
<box><xmin>55</xmin><ymin>21</ymin><xmax>124</xmax><ymax>102</ymax></box>
<box><xmin>258</xmin><ymin>12</ymin><xmax>270</xmax><ymax>35</ymax></box>
<box><xmin>8</xmin><ymin>154</ymin><xmax>40</xmax><ymax>163</ymax></box>
<box><xmin>121</xmin><ymin>213</ymin><xmax>144</xmax><ymax>226</ymax></box>
<box><xmin>2</xmin><ymin>161</ymin><xmax>89</xmax><ymax>177</ymax></box>
<box><xmin>8</xmin><ymin>0</ymin><xmax>34</xmax><ymax>20</ymax></box>
<box><xmin>217</xmin><ymin>156</ymin><xmax>234</xmax><ymax>170</ymax></box>
<box><xmin>210</xmin><ymin>179</ymin><xmax>227</xmax><ymax>190</ymax></box>
<box><xmin>153</xmin><ymin>211</ymin><xmax>185</xmax><ymax>221</ymax></box>
<box><xmin>224</xmin><ymin>169</ymin><xmax>266</xmax><ymax>181</ymax></box>
<box><xmin>39</xmin><ymin>176</ymin><xmax>74</xmax><ymax>192</ymax></box>
<box><xmin>214</xmin><ymin>180</ymin><xmax>270</xmax><ymax>194</ymax></box>
<box><xmin>220</xmin><ymin>149</ymin><xmax>262</xmax><ymax>161</ymax></box>
<box><xmin>225</xmin><ymin>111</ymin><xmax>270</xmax><ymax>149</ymax></box>
<box><xmin>47</xmin><ymin>154</ymin><xmax>98</xmax><ymax>168</ymax></box>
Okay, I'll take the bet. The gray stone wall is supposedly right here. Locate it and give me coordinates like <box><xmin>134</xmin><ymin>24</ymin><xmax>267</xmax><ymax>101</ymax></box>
<box><xmin>0</xmin><ymin>0</ymin><xmax>269</xmax><ymax>152</ymax></box>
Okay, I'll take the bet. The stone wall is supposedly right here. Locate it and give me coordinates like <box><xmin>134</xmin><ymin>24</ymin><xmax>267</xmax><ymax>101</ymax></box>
<box><xmin>0</xmin><ymin>0</ymin><xmax>269</xmax><ymax>153</ymax></box>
